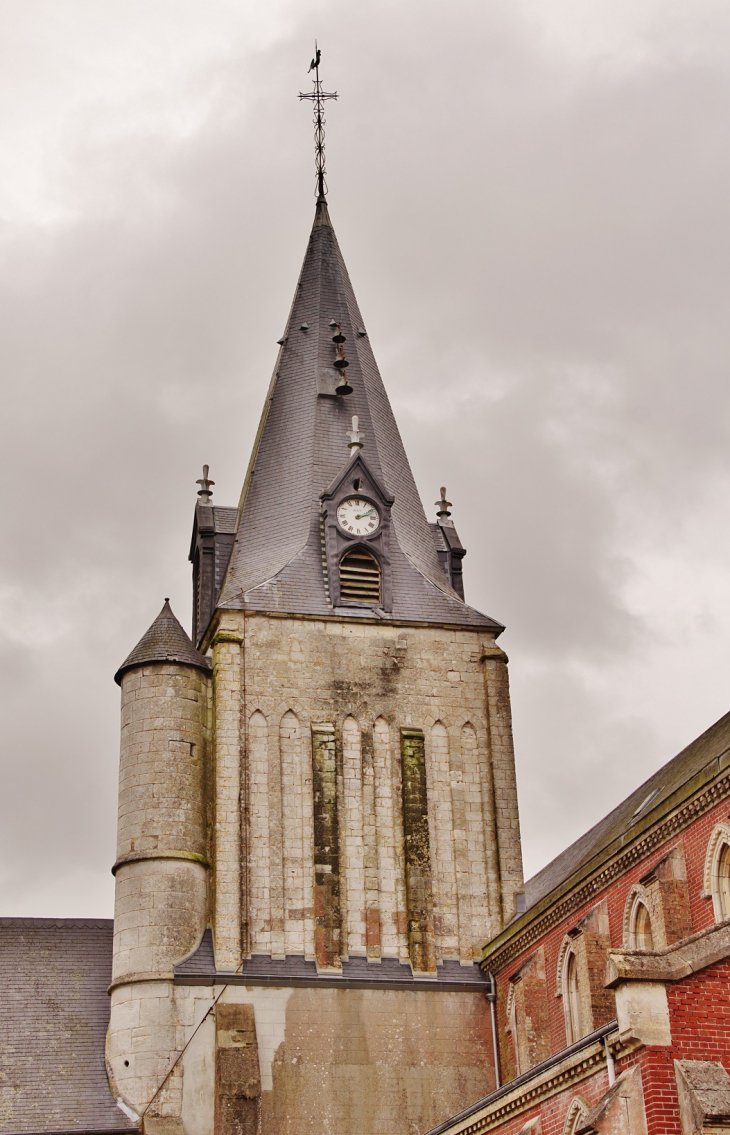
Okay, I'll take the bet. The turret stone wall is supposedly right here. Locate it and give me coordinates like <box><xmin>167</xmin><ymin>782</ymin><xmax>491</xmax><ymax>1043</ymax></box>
<box><xmin>108</xmin><ymin>661</ymin><xmax>211</xmax><ymax>1118</ymax></box>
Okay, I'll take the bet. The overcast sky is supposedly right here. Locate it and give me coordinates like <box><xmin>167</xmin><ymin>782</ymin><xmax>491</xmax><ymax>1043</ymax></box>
<box><xmin>1</xmin><ymin>0</ymin><xmax>729</xmax><ymax>917</ymax></box>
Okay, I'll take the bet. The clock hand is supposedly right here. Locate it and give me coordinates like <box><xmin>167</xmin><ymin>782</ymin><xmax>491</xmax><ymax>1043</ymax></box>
<box><xmin>356</xmin><ymin>509</ymin><xmax>376</xmax><ymax>519</ymax></box>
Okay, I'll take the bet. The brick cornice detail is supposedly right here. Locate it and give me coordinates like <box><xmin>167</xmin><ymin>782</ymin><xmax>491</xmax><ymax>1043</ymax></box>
<box><xmin>485</xmin><ymin>774</ymin><xmax>730</xmax><ymax>971</ymax></box>
<box><xmin>441</xmin><ymin>1034</ymin><xmax>635</xmax><ymax>1135</ymax></box>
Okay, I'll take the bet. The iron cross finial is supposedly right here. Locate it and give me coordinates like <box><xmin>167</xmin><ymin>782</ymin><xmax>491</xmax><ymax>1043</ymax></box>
<box><xmin>435</xmin><ymin>486</ymin><xmax>452</xmax><ymax>519</ymax></box>
<box><xmin>346</xmin><ymin>415</ymin><xmax>364</xmax><ymax>451</ymax></box>
<box><xmin>196</xmin><ymin>464</ymin><xmax>214</xmax><ymax>502</ymax></box>
<box><xmin>299</xmin><ymin>43</ymin><xmax>338</xmax><ymax>201</ymax></box>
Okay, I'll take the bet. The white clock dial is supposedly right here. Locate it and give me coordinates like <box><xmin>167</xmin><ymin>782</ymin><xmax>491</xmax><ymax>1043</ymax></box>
<box><xmin>336</xmin><ymin>497</ymin><xmax>381</xmax><ymax>537</ymax></box>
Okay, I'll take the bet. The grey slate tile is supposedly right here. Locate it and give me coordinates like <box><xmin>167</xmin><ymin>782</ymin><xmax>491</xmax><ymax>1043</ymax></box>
<box><xmin>114</xmin><ymin>599</ymin><xmax>210</xmax><ymax>685</ymax></box>
<box><xmin>217</xmin><ymin>200</ymin><xmax>503</xmax><ymax>633</ymax></box>
<box><xmin>175</xmin><ymin>929</ymin><xmax>487</xmax><ymax>988</ymax></box>
<box><xmin>0</xmin><ymin>918</ymin><xmax>136</xmax><ymax>1134</ymax></box>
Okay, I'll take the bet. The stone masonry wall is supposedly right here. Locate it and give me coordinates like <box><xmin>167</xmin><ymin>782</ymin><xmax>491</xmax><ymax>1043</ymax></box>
<box><xmin>113</xmin><ymin>662</ymin><xmax>210</xmax><ymax>986</ymax></box>
<box><xmin>176</xmin><ymin>983</ymin><xmax>497</xmax><ymax>1135</ymax></box>
<box><xmin>212</xmin><ymin>612</ymin><xmax>523</xmax><ymax>970</ymax></box>
<box><xmin>109</xmin><ymin>662</ymin><xmax>210</xmax><ymax>1119</ymax></box>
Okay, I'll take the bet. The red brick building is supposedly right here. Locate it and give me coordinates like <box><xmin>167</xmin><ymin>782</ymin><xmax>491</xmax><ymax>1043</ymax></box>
<box><xmin>430</xmin><ymin>709</ymin><xmax>730</xmax><ymax>1135</ymax></box>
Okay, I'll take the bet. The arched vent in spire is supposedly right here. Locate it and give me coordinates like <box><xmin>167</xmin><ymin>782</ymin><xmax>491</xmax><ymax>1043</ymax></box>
<box><xmin>339</xmin><ymin>548</ymin><xmax>381</xmax><ymax>604</ymax></box>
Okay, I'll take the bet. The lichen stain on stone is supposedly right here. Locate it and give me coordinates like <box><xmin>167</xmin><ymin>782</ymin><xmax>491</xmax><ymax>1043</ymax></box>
<box><xmin>311</xmin><ymin>726</ymin><xmax>342</xmax><ymax>969</ymax></box>
<box><xmin>400</xmin><ymin>730</ymin><xmax>436</xmax><ymax>974</ymax></box>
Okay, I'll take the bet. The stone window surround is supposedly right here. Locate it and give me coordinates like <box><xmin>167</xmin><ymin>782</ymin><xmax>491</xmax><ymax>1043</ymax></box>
<box><xmin>702</xmin><ymin>820</ymin><xmax>730</xmax><ymax>923</ymax></box>
<box><xmin>562</xmin><ymin>1095</ymin><xmax>590</xmax><ymax>1135</ymax></box>
<box><xmin>556</xmin><ymin>932</ymin><xmax>591</xmax><ymax>1045</ymax></box>
<box><xmin>505</xmin><ymin>981</ymin><xmax>521</xmax><ymax>1077</ymax></box>
<box><xmin>622</xmin><ymin>884</ymin><xmax>656</xmax><ymax>951</ymax></box>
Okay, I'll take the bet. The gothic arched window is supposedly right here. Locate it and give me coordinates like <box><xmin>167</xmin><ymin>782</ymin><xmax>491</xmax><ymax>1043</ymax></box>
<box><xmin>339</xmin><ymin>547</ymin><xmax>381</xmax><ymax>604</ymax></box>
<box><xmin>623</xmin><ymin>883</ymin><xmax>655</xmax><ymax>951</ymax></box>
<box><xmin>703</xmin><ymin>823</ymin><xmax>730</xmax><ymax>923</ymax></box>
<box><xmin>565</xmin><ymin>951</ymin><xmax>583</xmax><ymax>1043</ymax></box>
<box><xmin>563</xmin><ymin>1097</ymin><xmax>591</xmax><ymax>1135</ymax></box>
<box><xmin>631</xmin><ymin>901</ymin><xmax>654</xmax><ymax>951</ymax></box>
<box><xmin>718</xmin><ymin>844</ymin><xmax>730</xmax><ymax>920</ymax></box>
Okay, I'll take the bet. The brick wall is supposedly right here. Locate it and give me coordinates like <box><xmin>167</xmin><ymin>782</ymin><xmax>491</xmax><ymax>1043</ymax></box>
<box><xmin>495</xmin><ymin>795</ymin><xmax>730</xmax><ymax>1063</ymax></box>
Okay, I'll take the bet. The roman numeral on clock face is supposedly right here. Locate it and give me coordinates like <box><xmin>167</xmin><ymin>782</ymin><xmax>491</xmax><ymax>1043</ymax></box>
<box><xmin>336</xmin><ymin>496</ymin><xmax>381</xmax><ymax>536</ymax></box>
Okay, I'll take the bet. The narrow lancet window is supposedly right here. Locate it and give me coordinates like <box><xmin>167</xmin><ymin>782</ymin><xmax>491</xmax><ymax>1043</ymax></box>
<box><xmin>717</xmin><ymin>843</ymin><xmax>730</xmax><ymax>920</ymax></box>
<box><xmin>632</xmin><ymin>901</ymin><xmax>654</xmax><ymax>951</ymax></box>
<box><xmin>566</xmin><ymin>951</ymin><xmax>583</xmax><ymax>1043</ymax></box>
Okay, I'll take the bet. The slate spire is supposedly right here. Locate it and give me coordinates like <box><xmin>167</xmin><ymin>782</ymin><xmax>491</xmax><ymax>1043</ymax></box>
<box><xmin>217</xmin><ymin>201</ymin><xmax>502</xmax><ymax>631</ymax></box>
<box><xmin>115</xmin><ymin>599</ymin><xmax>211</xmax><ymax>684</ymax></box>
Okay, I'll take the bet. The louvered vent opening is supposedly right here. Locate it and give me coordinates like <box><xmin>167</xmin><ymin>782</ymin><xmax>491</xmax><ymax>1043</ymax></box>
<box><xmin>339</xmin><ymin>548</ymin><xmax>381</xmax><ymax>604</ymax></box>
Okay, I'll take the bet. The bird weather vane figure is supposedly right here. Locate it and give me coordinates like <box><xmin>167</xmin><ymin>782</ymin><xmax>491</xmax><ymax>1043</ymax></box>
<box><xmin>299</xmin><ymin>43</ymin><xmax>338</xmax><ymax>201</ymax></box>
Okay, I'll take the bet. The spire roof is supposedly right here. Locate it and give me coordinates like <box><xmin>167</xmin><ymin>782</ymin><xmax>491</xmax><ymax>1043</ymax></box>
<box><xmin>218</xmin><ymin>201</ymin><xmax>503</xmax><ymax>632</ymax></box>
<box><xmin>115</xmin><ymin>599</ymin><xmax>211</xmax><ymax>684</ymax></box>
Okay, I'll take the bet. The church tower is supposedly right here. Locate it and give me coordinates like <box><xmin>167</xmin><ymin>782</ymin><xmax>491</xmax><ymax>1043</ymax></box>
<box><xmin>106</xmin><ymin>69</ymin><xmax>523</xmax><ymax>1135</ymax></box>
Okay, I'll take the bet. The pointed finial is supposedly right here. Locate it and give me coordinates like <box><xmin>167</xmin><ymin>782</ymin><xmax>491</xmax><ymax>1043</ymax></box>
<box><xmin>435</xmin><ymin>486</ymin><xmax>452</xmax><ymax>520</ymax></box>
<box><xmin>196</xmin><ymin>464</ymin><xmax>214</xmax><ymax>502</ymax></box>
<box><xmin>299</xmin><ymin>44</ymin><xmax>338</xmax><ymax>201</ymax></box>
<box><xmin>346</xmin><ymin>416</ymin><xmax>364</xmax><ymax>452</ymax></box>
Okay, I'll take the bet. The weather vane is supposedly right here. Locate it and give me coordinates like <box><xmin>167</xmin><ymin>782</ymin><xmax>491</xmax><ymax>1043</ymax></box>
<box><xmin>299</xmin><ymin>43</ymin><xmax>338</xmax><ymax>201</ymax></box>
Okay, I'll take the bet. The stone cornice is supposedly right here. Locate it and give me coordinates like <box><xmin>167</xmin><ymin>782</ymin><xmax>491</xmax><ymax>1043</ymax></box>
<box><xmin>207</xmin><ymin>606</ymin><xmax>501</xmax><ymax>636</ymax></box>
<box><xmin>605</xmin><ymin>919</ymin><xmax>730</xmax><ymax>986</ymax></box>
<box><xmin>108</xmin><ymin>970</ymin><xmax>175</xmax><ymax>993</ymax></box>
<box><xmin>483</xmin><ymin>768</ymin><xmax>730</xmax><ymax>972</ymax></box>
<box><xmin>111</xmin><ymin>850</ymin><xmax>210</xmax><ymax>876</ymax></box>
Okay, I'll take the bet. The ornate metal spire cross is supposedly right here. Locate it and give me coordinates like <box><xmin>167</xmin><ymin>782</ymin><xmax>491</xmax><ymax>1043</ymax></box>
<box><xmin>299</xmin><ymin>43</ymin><xmax>338</xmax><ymax>201</ymax></box>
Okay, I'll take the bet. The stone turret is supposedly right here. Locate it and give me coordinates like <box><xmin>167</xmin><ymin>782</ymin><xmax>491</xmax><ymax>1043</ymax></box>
<box><xmin>107</xmin><ymin>600</ymin><xmax>211</xmax><ymax>1122</ymax></box>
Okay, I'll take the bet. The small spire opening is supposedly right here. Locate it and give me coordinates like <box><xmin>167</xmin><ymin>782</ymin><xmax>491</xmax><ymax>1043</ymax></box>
<box><xmin>339</xmin><ymin>548</ymin><xmax>381</xmax><ymax>605</ymax></box>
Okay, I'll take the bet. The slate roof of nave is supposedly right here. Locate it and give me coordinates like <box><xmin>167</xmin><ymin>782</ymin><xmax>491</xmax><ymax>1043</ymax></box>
<box><xmin>217</xmin><ymin>199</ymin><xmax>503</xmax><ymax>632</ymax></box>
<box><xmin>524</xmin><ymin>707</ymin><xmax>730</xmax><ymax>912</ymax></box>
<box><xmin>0</xmin><ymin>918</ymin><xmax>136</xmax><ymax>1134</ymax></box>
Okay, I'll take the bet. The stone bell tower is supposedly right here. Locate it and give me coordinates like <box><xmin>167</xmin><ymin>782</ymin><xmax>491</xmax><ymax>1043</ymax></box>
<box><xmin>106</xmin><ymin>115</ymin><xmax>523</xmax><ymax>1134</ymax></box>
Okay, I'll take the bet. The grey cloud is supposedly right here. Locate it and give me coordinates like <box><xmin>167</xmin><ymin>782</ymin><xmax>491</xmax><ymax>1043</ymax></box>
<box><xmin>1</xmin><ymin>0</ymin><xmax>729</xmax><ymax>908</ymax></box>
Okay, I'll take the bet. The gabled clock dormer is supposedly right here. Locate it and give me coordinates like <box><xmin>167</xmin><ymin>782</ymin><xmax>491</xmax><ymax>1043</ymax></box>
<box><xmin>320</xmin><ymin>436</ymin><xmax>394</xmax><ymax>612</ymax></box>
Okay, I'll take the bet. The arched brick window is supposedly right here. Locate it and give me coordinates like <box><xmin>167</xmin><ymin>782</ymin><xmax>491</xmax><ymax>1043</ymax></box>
<box><xmin>505</xmin><ymin>982</ymin><xmax>521</xmax><ymax>1076</ymax></box>
<box><xmin>704</xmin><ymin>823</ymin><xmax>730</xmax><ymax>923</ymax></box>
<box><xmin>718</xmin><ymin>845</ymin><xmax>730</xmax><ymax>920</ymax></box>
<box><xmin>339</xmin><ymin>547</ymin><xmax>381</xmax><ymax>604</ymax></box>
<box><xmin>563</xmin><ymin>1097</ymin><xmax>590</xmax><ymax>1135</ymax></box>
<box><xmin>632</xmin><ymin>901</ymin><xmax>654</xmax><ymax>950</ymax></box>
<box><xmin>565</xmin><ymin>951</ymin><xmax>583</xmax><ymax>1042</ymax></box>
<box><xmin>623</xmin><ymin>885</ymin><xmax>655</xmax><ymax>951</ymax></box>
<box><xmin>557</xmin><ymin>934</ymin><xmax>590</xmax><ymax>1045</ymax></box>
<box><xmin>622</xmin><ymin>884</ymin><xmax>656</xmax><ymax>950</ymax></box>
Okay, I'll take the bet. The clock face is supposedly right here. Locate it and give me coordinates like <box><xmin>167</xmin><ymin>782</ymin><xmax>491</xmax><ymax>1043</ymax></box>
<box><xmin>336</xmin><ymin>497</ymin><xmax>381</xmax><ymax>537</ymax></box>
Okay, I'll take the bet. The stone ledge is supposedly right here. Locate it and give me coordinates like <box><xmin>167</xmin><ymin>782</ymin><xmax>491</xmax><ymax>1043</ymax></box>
<box><xmin>108</xmin><ymin>970</ymin><xmax>175</xmax><ymax>993</ymax></box>
<box><xmin>605</xmin><ymin>919</ymin><xmax>730</xmax><ymax>986</ymax></box>
<box><xmin>111</xmin><ymin>850</ymin><xmax>211</xmax><ymax>876</ymax></box>
<box><xmin>675</xmin><ymin>1059</ymin><xmax>730</xmax><ymax>1134</ymax></box>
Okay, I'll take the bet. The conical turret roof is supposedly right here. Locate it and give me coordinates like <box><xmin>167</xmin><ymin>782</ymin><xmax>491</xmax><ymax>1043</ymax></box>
<box><xmin>218</xmin><ymin>200</ymin><xmax>502</xmax><ymax>631</ymax></box>
<box><xmin>115</xmin><ymin>599</ymin><xmax>211</xmax><ymax>684</ymax></box>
